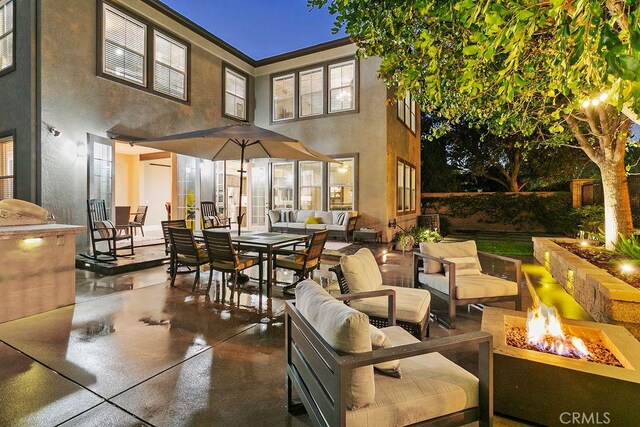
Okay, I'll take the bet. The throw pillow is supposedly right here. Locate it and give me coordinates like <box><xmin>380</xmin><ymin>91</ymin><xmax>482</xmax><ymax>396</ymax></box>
<box><xmin>443</xmin><ymin>256</ymin><xmax>483</xmax><ymax>277</ymax></box>
<box><xmin>369</xmin><ymin>325</ymin><xmax>401</xmax><ymax>378</ymax></box>
<box><xmin>94</xmin><ymin>220</ymin><xmax>115</xmax><ymax>238</ymax></box>
<box><xmin>305</xmin><ymin>216</ymin><xmax>323</xmax><ymax>224</ymax></box>
<box><xmin>268</xmin><ymin>210</ymin><xmax>281</xmax><ymax>225</ymax></box>
<box><xmin>336</xmin><ymin>212</ymin><xmax>346</xmax><ymax>225</ymax></box>
<box><xmin>340</xmin><ymin>248</ymin><xmax>383</xmax><ymax>293</ymax></box>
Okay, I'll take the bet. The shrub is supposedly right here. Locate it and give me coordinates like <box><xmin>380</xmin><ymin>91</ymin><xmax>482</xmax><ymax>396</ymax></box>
<box><xmin>615</xmin><ymin>234</ymin><xmax>640</xmax><ymax>260</ymax></box>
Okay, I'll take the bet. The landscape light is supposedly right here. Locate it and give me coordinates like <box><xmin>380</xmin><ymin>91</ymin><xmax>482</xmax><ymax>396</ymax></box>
<box><xmin>621</xmin><ymin>263</ymin><xmax>634</xmax><ymax>274</ymax></box>
<box><xmin>580</xmin><ymin>240</ymin><xmax>589</xmax><ymax>247</ymax></box>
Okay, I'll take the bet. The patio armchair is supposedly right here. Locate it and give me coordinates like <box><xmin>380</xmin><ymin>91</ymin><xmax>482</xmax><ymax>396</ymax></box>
<box><xmin>161</xmin><ymin>219</ymin><xmax>188</xmax><ymax>276</ymax></box>
<box><xmin>201</xmin><ymin>229</ymin><xmax>264</xmax><ymax>303</ymax></box>
<box><xmin>201</xmin><ymin>201</ymin><xmax>230</xmax><ymax>229</ymax></box>
<box><xmin>414</xmin><ymin>240</ymin><xmax>521</xmax><ymax>329</ymax></box>
<box><xmin>286</xmin><ymin>280</ymin><xmax>493</xmax><ymax>427</ymax></box>
<box><xmin>86</xmin><ymin>199</ymin><xmax>134</xmax><ymax>261</ymax></box>
<box><xmin>273</xmin><ymin>229</ymin><xmax>329</xmax><ymax>294</ymax></box>
<box><xmin>168</xmin><ymin>227</ymin><xmax>209</xmax><ymax>291</ymax></box>
<box><xmin>332</xmin><ymin>248</ymin><xmax>431</xmax><ymax>339</ymax></box>
<box><xmin>129</xmin><ymin>205</ymin><xmax>148</xmax><ymax>236</ymax></box>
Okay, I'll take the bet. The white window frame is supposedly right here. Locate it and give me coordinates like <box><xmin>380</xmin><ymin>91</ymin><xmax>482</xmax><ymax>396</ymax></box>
<box><xmin>328</xmin><ymin>60</ymin><xmax>356</xmax><ymax>113</ymax></box>
<box><xmin>225</xmin><ymin>67</ymin><xmax>247</xmax><ymax>120</ymax></box>
<box><xmin>298</xmin><ymin>161</ymin><xmax>324</xmax><ymax>210</ymax></box>
<box><xmin>102</xmin><ymin>3</ymin><xmax>147</xmax><ymax>86</ymax></box>
<box><xmin>153</xmin><ymin>30</ymin><xmax>187</xmax><ymax>101</ymax></box>
<box><xmin>329</xmin><ymin>157</ymin><xmax>355</xmax><ymax>211</ymax></box>
<box><xmin>272</xmin><ymin>73</ymin><xmax>295</xmax><ymax>122</ymax></box>
<box><xmin>0</xmin><ymin>0</ymin><xmax>14</xmax><ymax>73</ymax></box>
<box><xmin>397</xmin><ymin>91</ymin><xmax>417</xmax><ymax>133</ymax></box>
<box><xmin>271</xmin><ymin>162</ymin><xmax>295</xmax><ymax>210</ymax></box>
<box><xmin>299</xmin><ymin>67</ymin><xmax>324</xmax><ymax>117</ymax></box>
<box><xmin>397</xmin><ymin>158</ymin><xmax>416</xmax><ymax>213</ymax></box>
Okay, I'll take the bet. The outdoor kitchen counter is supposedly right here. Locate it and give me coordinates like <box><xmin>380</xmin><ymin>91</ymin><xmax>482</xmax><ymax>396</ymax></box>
<box><xmin>0</xmin><ymin>224</ymin><xmax>85</xmax><ymax>323</ymax></box>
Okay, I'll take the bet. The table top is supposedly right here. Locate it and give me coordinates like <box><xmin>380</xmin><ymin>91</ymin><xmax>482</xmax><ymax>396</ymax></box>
<box><xmin>195</xmin><ymin>230</ymin><xmax>308</xmax><ymax>247</ymax></box>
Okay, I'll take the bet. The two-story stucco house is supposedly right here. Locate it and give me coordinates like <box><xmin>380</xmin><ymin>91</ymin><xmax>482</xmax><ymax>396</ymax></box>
<box><xmin>0</xmin><ymin>0</ymin><xmax>420</xmax><ymax>250</ymax></box>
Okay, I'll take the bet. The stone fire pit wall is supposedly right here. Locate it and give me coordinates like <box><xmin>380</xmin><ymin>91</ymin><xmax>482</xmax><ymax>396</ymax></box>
<box><xmin>533</xmin><ymin>238</ymin><xmax>640</xmax><ymax>339</ymax></box>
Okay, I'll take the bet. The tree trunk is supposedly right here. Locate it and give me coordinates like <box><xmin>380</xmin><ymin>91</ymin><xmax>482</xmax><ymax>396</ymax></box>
<box><xmin>600</xmin><ymin>160</ymin><xmax>634</xmax><ymax>250</ymax></box>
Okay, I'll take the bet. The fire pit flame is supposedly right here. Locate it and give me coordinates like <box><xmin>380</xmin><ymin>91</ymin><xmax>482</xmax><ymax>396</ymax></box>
<box><xmin>526</xmin><ymin>303</ymin><xmax>590</xmax><ymax>359</ymax></box>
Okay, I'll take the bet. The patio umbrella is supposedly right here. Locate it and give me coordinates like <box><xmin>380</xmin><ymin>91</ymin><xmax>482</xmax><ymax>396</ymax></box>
<box><xmin>135</xmin><ymin>122</ymin><xmax>336</xmax><ymax>235</ymax></box>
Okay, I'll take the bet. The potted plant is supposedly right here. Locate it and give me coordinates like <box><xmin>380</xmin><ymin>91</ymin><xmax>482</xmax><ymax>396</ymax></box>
<box><xmin>393</xmin><ymin>226</ymin><xmax>442</xmax><ymax>251</ymax></box>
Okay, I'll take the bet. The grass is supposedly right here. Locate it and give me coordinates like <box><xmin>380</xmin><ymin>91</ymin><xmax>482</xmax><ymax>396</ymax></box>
<box><xmin>475</xmin><ymin>240</ymin><xmax>534</xmax><ymax>257</ymax></box>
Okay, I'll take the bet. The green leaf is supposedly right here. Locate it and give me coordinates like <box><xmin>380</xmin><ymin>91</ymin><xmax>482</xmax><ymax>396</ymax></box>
<box><xmin>599</xmin><ymin>24</ymin><xmax>621</xmax><ymax>52</ymax></box>
<box><xmin>463</xmin><ymin>45</ymin><xmax>479</xmax><ymax>55</ymax></box>
<box><xmin>516</xmin><ymin>10</ymin><xmax>534</xmax><ymax>21</ymax></box>
<box><xmin>485</xmin><ymin>12</ymin><xmax>504</xmax><ymax>26</ymax></box>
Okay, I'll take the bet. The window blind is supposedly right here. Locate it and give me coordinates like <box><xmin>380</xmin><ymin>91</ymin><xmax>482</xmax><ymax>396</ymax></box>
<box><xmin>329</xmin><ymin>61</ymin><xmax>355</xmax><ymax>113</ymax></box>
<box><xmin>0</xmin><ymin>0</ymin><xmax>14</xmax><ymax>72</ymax></box>
<box><xmin>273</xmin><ymin>74</ymin><xmax>294</xmax><ymax>121</ymax></box>
<box><xmin>103</xmin><ymin>4</ymin><xmax>146</xmax><ymax>85</ymax></box>
<box><xmin>225</xmin><ymin>69</ymin><xmax>246</xmax><ymax>119</ymax></box>
<box><xmin>0</xmin><ymin>136</ymin><xmax>14</xmax><ymax>199</ymax></box>
<box><xmin>154</xmin><ymin>31</ymin><xmax>186</xmax><ymax>100</ymax></box>
<box><xmin>299</xmin><ymin>68</ymin><xmax>323</xmax><ymax>117</ymax></box>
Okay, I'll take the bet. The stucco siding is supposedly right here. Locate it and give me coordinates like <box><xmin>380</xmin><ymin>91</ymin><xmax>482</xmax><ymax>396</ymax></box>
<box><xmin>254</xmin><ymin>56</ymin><xmax>389</xmax><ymax>231</ymax></box>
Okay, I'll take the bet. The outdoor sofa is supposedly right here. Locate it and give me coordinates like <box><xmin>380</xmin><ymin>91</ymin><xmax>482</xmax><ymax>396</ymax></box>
<box><xmin>286</xmin><ymin>280</ymin><xmax>493</xmax><ymax>426</ymax></box>
<box><xmin>267</xmin><ymin>209</ymin><xmax>358</xmax><ymax>241</ymax></box>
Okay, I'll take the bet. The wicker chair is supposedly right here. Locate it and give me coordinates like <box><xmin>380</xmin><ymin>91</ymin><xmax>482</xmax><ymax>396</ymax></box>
<box><xmin>168</xmin><ymin>227</ymin><xmax>209</xmax><ymax>291</ymax></box>
<box><xmin>331</xmin><ymin>263</ymin><xmax>430</xmax><ymax>339</ymax></box>
<box><xmin>201</xmin><ymin>230</ymin><xmax>264</xmax><ymax>303</ymax></box>
<box><xmin>86</xmin><ymin>199</ymin><xmax>134</xmax><ymax>261</ymax></box>
<box><xmin>129</xmin><ymin>205</ymin><xmax>148</xmax><ymax>236</ymax></box>
<box><xmin>161</xmin><ymin>219</ymin><xmax>188</xmax><ymax>276</ymax></box>
<box><xmin>273</xmin><ymin>230</ymin><xmax>329</xmax><ymax>294</ymax></box>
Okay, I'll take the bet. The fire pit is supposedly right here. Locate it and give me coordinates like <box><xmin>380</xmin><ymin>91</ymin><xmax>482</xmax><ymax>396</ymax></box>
<box><xmin>482</xmin><ymin>306</ymin><xmax>640</xmax><ymax>426</ymax></box>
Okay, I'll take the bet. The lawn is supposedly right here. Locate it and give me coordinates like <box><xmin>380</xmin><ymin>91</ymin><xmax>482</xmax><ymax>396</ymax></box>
<box><xmin>474</xmin><ymin>239</ymin><xmax>534</xmax><ymax>257</ymax></box>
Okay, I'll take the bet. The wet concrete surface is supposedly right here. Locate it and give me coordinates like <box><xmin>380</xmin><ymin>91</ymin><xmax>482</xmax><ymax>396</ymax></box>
<box><xmin>0</xmin><ymin>245</ymin><xmax>586</xmax><ymax>426</ymax></box>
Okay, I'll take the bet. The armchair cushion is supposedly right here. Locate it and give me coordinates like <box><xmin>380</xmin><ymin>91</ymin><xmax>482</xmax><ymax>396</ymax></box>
<box><xmin>296</xmin><ymin>281</ymin><xmax>375</xmax><ymax>409</ymax></box>
<box><xmin>419</xmin><ymin>241</ymin><xmax>482</xmax><ymax>273</ymax></box>
<box><xmin>346</xmin><ymin>326</ymin><xmax>479</xmax><ymax>427</ymax></box>
<box><xmin>369</xmin><ymin>325</ymin><xmax>401</xmax><ymax>378</ymax></box>
<box><xmin>443</xmin><ymin>256</ymin><xmax>482</xmax><ymax>278</ymax></box>
<box><xmin>418</xmin><ymin>272</ymin><xmax>518</xmax><ymax>299</ymax></box>
<box><xmin>340</xmin><ymin>248</ymin><xmax>383</xmax><ymax>293</ymax></box>
<box><xmin>351</xmin><ymin>285</ymin><xmax>431</xmax><ymax>324</ymax></box>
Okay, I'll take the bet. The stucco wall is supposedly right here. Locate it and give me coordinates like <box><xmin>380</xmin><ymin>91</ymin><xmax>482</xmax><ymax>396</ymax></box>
<box><xmin>386</xmin><ymin>89</ymin><xmax>421</xmax><ymax>241</ymax></box>
<box><xmin>0</xmin><ymin>0</ymin><xmax>38</xmax><ymax>202</ymax></box>
<box><xmin>39</xmin><ymin>0</ymin><xmax>254</xmax><ymax>250</ymax></box>
<box><xmin>254</xmin><ymin>56</ymin><xmax>390</xmax><ymax>232</ymax></box>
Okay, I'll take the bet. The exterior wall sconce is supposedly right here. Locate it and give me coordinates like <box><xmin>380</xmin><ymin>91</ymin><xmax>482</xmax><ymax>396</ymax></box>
<box><xmin>387</xmin><ymin>218</ymin><xmax>407</xmax><ymax>232</ymax></box>
<box><xmin>47</xmin><ymin>126</ymin><xmax>61</xmax><ymax>137</ymax></box>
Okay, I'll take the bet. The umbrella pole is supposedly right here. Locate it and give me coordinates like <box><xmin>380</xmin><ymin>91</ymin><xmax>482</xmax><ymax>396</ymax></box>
<box><xmin>237</xmin><ymin>143</ymin><xmax>245</xmax><ymax>236</ymax></box>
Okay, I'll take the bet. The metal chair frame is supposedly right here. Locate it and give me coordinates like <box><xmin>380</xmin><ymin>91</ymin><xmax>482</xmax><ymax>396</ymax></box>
<box><xmin>86</xmin><ymin>199</ymin><xmax>134</xmax><ymax>261</ymax></box>
<box><xmin>273</xmin><ymin>230</ymin><xmax>329</xmax><ymax>293</ymax></box>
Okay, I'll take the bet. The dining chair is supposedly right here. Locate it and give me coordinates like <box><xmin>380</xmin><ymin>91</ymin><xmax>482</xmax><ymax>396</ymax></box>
<box><xmin>201</xmin><ymin>201</ymin><xmax>231</xmax><ymax>229</ymax></box>
<box><xmin>202</xmin><ymin>229</ymin><xmax>264</xmax><ymax>303</ymax></box>
<box><xmin>161</xmin><ymin>219</ymin><xmax>188</xmax><ymax>276</ymax></box>
<box><xmin>273</xmin><ymin>230</ymin><xmax>329</xmax><ymax>294</ymax></box>
<box><xmin>129</xmin><ymin>205</ymin><xmax>148</xmax><ymax>236</ymax></box>
<box><xmin>168</xmin><ymin>226</ymin><xmax>209</xmax><ymax>291</ymax></box>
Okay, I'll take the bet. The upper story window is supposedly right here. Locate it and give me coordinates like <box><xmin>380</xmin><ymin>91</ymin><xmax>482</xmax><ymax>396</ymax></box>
<box><xmin>154</xmin><ymin>31</ymin><xmax>187</xmax><ymax>100</ymax></box>
<box><xmin>0</xmin><ymin>0</ymin><xmax>14</xmax><ymax>74</ymax></box>
<box><xmin>299</xmin><ymin>68</ymin><xmax>323</xmax><ymax>117</ymax></box>
<box><xmin>0</xmin><ymin>134</ymin><xmax>14</xmax><ymax>199</ymax></box>
<box><xmin>397</xmin><ymin>91</ymin><xmax>417</xmax><ymax>133</ymax></box>
<box><xmin>329</xmin><ymin>60</ymin><xmax>355</xmax><ymax>113</ymax></box>
<box><xmin>103</xmin><ymin>4</ymin><xmax>146</xmax><ymax>85</ymax></box>
<box><xmin>273</xmin><ymin>74</ymin><xmax>295</xmax><ymax>121</ymax></box>
<box><xmin>225</xmin><ymin>67</ymin><xmax>247</xmax><ymax>120</ymax></box>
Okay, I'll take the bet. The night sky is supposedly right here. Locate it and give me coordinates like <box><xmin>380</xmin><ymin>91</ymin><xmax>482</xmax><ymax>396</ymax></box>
<box><xmin>159</xmin><ymin>0</ymin><xmax>347</xmax><ymax>60</ymax></box>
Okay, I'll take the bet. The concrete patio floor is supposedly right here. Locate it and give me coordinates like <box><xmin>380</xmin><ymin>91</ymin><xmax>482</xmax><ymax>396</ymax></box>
<box><xmin>0</xmin><ymin>247</ymin><xmax>588</xmax><ymax>426</ymax></box>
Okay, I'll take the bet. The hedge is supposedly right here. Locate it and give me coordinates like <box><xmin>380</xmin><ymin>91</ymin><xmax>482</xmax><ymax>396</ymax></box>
<box><xmin>423</xmin><ymin>192</ymin><xmax>577</xmax><ymax>235</ymax></box>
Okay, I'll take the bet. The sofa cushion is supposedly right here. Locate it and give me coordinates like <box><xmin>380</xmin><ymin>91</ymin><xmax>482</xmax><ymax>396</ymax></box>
<box><xmin>315</xmin><ymin>210</ymin><xmax>335</xmax><ymax>225</ymax></box>
<box><xmin>295</xmin><ymin>210</ymin><xmax>315</xmax><ymax>223</ymax></box>
<box><xmin>295</xmin><ymin>280</ymin><xmax>375</xmax><ymax>409</ymax></box>
<box><xmin>288</xmin><ymin>222</ymin><xmax>307</xmax><ymax>230</ymax></box>
<box><xmin>326</xmin><ymin>224</ymin><xmax>347</xmax><ymax>231</ymax></box>
<box><xmin>419</xmin><ymin>241</ymin><xmax>482</xmax><ymax>274</ymax></box>
<box><xmin>418</xmin><ymin>272</ymin><xmax>518</xmax><ymax>299</ymax></box>
<box><xmin>306</xmin><ymin>223</ymin><xmax>327</xmax><ymax>231</ymax></box>
<box><xmin>369</xmin><ymin>325</ymin><xmax>401</xmax><ymax>378</ymax></box>
<box><xmin>346</xmin><ymin>326</ymin><xmax>479</xmax><ymax>427</ymax></box>
<box><xmin>443</xmin><ymin>256</ymin><xmax>482</xmax><ymax>278</ymax></box>
<box><xmin>268</xmin><ymin>210</ymin><xmax>281</xmax><ymax>226</ymax></box>
<box><xmin>340</xmin><ymin>248</ymin><xmax>383</xmax><ymax>293</ymax></box>
<box><xmin>272</xmin><ymin>222</ymin><xmax>289</xmax><ymax>229</ymax></box>
<box><xmin>351</xmin><ymin>285</ymin><xmax>431</xmax><ymax>324</ymax></box>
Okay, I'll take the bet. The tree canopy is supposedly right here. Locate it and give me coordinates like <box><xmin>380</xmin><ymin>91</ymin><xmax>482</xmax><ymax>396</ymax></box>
<box><xmin>311</xmin><ymin>0</ymin><xmax>640</xmax><ymax>247</ymax></box>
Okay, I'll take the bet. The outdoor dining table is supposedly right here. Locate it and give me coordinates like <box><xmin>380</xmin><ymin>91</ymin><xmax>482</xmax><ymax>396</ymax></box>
<box><xmin>194</xmin><ymin>230</ymin><xmax>309</xmax><ymax>298</ymax></box>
